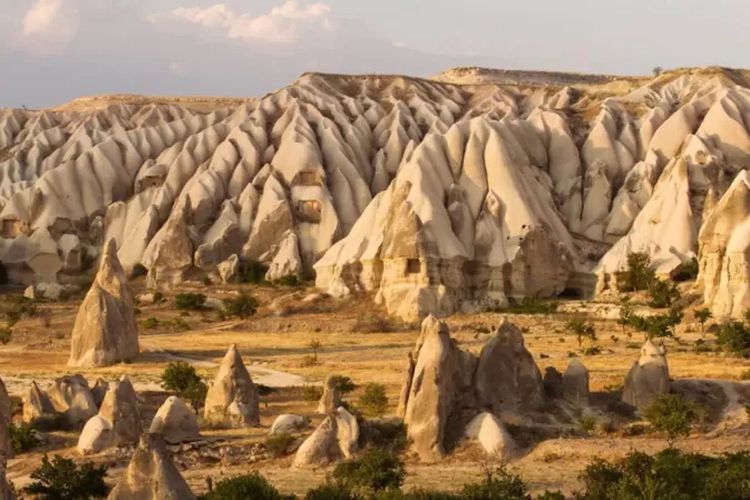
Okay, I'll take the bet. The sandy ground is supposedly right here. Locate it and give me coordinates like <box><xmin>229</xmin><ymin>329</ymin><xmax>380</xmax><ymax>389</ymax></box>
<box><xmin>2</xmin><ymin>280</ymin><xmax>750</xmax><ymax>497</ymax></box>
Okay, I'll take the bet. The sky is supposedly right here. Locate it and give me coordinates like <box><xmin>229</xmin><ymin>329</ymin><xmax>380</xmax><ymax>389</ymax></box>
<box><xmin>1</xmin><ymin>0</ymin><xmax>750</xmax><ymax>108</ymax></box>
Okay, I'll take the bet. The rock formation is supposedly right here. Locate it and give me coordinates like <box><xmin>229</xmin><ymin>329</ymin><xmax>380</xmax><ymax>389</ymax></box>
<box><xmin>203</xmin><ymin>345</ymin><xmax>259</xmax><ymax>427</ymax></box>
<box><xmin>149</xmin><ymin>396</ymin><xmax>200</xmax><ymax>444</ymax></box>
<box><xmin>5</xmin><ymin>69</ymin><xmax>750</xmax><ymax>318</ymax></box>
<box><xmin>91</xmin><ymin>378</ymin><xmax>109</xmax><ymax>407</ymax></box>
<box><xmin>217</xmin><ymin>254</ymin><xmax>240</xmax><ymax>283</ymax></box>
<box><xmin>474</xmin><ymin>320</ymin><xmax>545</xmax><ymax>414</ymax></box>
<box><xmin>316</xmin><ymin>375</ymin><xmax>341</xmax><ymax>414</ymax></box>
<box><xmin>562</xmin><ymin>359</ymin><xmax>590</xmax><ymax>407</ymax></box>
<box><xmin>22</xmin><ymin>381</ymin><xmax>55</xmax><ymax>425</ymax></box>
<box><xmin>402</xmin><ymin>316</ymin><xmax>476</xmax><ymax>462</ymax></box>
<box><xmin>464</xmin><ymin>412</ymin><xmax>517</xmax><ymax>459</ymax></box>
<box><xmin>108</xmin><ymin>433</ymin><xmax>195</xmax><ymax>500</ymax></box>
<box><xmin>293</xmin><ymin>407</ymin><xmax>359</xmax><ymax>467</ymax></box>
<box><xmin>47</xmin><ymin>374</ymin><xmax>98</xmax><ymax>426</ymax></box>
<box><xmin>0</xmin><ymin>379</ymin><xmax>11</xmax><ymax>459</ymax></box>
<box><xmin>0</xmin><ymin>412</ymin><xmax>12</xmax><ymax>500</ymax></box>
<box><xmin>78</xmin><ymin>377</ymin><xmax>142</xmax><ymax>454</ymax></box>
<box><xmin>69</xmin><ymin>239</ymin><xmax>139</xmax><ymax>367</ymax></box>
<box><xmin>622</xmin><ymin>340</ymin><xmax>670</xmax><ymax>410</ymax></box>
<box><xmin>270</xmin><ymin>414</ymin><xmax>309</xmax><ymax>434</ymax></box>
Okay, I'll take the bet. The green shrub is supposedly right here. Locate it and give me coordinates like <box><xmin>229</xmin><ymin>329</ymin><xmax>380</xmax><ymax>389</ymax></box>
<box><xmin>643</xmin><ymin>393</ymin><xmax>697</xmax><ymax>447</ymax></box>
<box><xmin>273</xmin><ymin>275</ymin><xmax>300</xmax><ymax>287</ymax></box>
<box><xmin>577</xmin><ymin>415</ymin><xmax>597</xmax><ymax>435</ymax></box>
<box><xmin>565</xmin><ymin>316</ymin><xmax>596</xmax><ymax>348</ymax></box>
<box><xmin>265</xmin><ymin>432</ymin><xmax>296</xmax><ymax>458</ymax></box>
<box><xmin>358</xmin><ymin>383</ymin><xmax>389</xmax><ymax>417</ymax></box>
<box><xmin>239</xmin><ymin>260</ymin><xmax>268</xmax><ymax>284</ymax></box>
<box><xmin>361</xmin><ymin>421</ymin><xmax>407</xmax><ymax>453</ymax></box>
<box><xmin>333</xmin><ymin>447</ymin><xmax>405</xmax><ymax>493</ymax></box>
<box><xmin>582</xmin><ymin>346</ymin><xmax>601</xmax><ymax>356</ymax></box>
<box><xmin>615</xmin><ymin>252</ymin><xmax>655</xmax><ymax>292</ymax></box>
<box><xmin>717</xmin><ymin>320</ymin><xmax>750</xmax><ymax>357</ymax></box>
<box><xmin>624</xmin><ymin>307</ymin><xmax>682</xmax><ymax>340</ymax></box>
<box><xmin>202</xmin><ymin>472</ymin><xmax>293</xmax><ymax>500</ymax></box>
<box><xmin>694</xmin><ymin>308</ymin><xmax>712</xmax><ymax>335</ymax></box>
<box><xmin>330</xmin><ymin>375</ymin><xmax>357</xmax><ymax>395</ymax></box>
<box><xmin>352</xmin><ymin>315</ymin><xmax>396</xmax><ymax>333</ymax></box>
<box><xmin>459</xmin><ymin>468</ymin><xmax>530</xmax><ymax>500</ymax></box>
<box><xmin>647</xmin><ymin>278</ymin><xmax>680</xmax><ymax>308</ymax></box>
<box><xmin>302</xmin><ymin>385</ymin><xmax>323</xmax><ymax>401</ymax></box>
<box><xmin>577</xmin><ymin>449</ymin><xmax>750</xmax><ymax>500</ymax></box>
<box><xmin>25</xmin><ymin>454</ymin><xmax>109</xmax><ymax>499</ymax></box>
<box><xmin>10</xmin><ymin>422</ymin><xmax>40</xmax><ymax>453</ymax></box>
<box><xmin>501</xmin><ymin>297</ymin><xmax>557</xmax><ymax>315</ymax></box>
<box><xmin>175</xmin><ymin>293</ymin><xmax>206</xmax><ymax>311</ymax></box>
<box><xmin>305</xmin><ymin>483</ymin><xmax>358</xmax><ymax>500</ymax></box>
<box><xmin>222</xmin><ymin>293</ymin><xmax>259</xmax><ymax>319</ymax></box>
<box><xmin>141</xmin><ymin>317</ymin><xmax>160</xmax><ymax>329</ymax></box>
<box><xmin>673</xmin><ymin>258</ymin><xmax>699</xmax><ymax>282</ymax></box>
<box><xmin>161</xmin><ymin>361</ymin><xmax>207</xmax><ymax>411</ymax></box>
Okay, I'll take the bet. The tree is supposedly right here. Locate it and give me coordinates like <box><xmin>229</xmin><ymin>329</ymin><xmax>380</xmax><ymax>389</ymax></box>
<box><xmin>174</xmin><ymin>293</ymin><xmax>206</xmax><ymax>310</ymax></box>
<box><xmin>308</xmin><ymin>340</ymin><xmax>322</xmax><ymax>363</ymax></box>
<box><xmin>647</xmin><ymin>278</ymin><xmax>680</xmax><ymax>308</ymax></box>
<box><xmin>202</xmin><ymin>472</ymin><xmax>293</xmax><ymax>500</ymax></box>
<box><xmin>25</xmin><ymin>455</ymin><xmax>109</xmax><ymax>499</ymax></box>
<box><xmin>565</xmin><ymin>316</ymin><xmax>596</xmax><ymax>349</ymax></box>
<box><xmin>160</xmin><ymin>361</ymin><xmax>207</xmax><ymax>412</ymax></box>
<box><xmin>694</xmin><ymin>308</ymin><xmax>712</xmax><ymax>336</ymax></box>
<box><xmin>461</xmin><ymin>466</ymin><xmax>531</xmax><ymax>500</ymax></box>
<box><xmin>653</xmin><ymin>66</ymin><xmax>664</xmax><ymax>76</ymax></box>
<box><xmin>626</xmin><ymin>307</ymin><xmax>682</xmax><ymax>340</ymax></box>
<box><xmin>643</xmin><ymin>393</ymin><xmax>697</xmax><ymax>447</ymax></box>
<box><xmin>332</xmin><ymin>447</ymin><xmax>405</xmax><ymax>493</ymax></box>
<box><xmin>616</xmin><ymin>252</ymin><xmax>656</xmax><ymax>292</ymax></box>
<box><xmin>222</xmin><ymin>293</ymin><xmax>259</xmax><ymax>319</ymax></box>
<box><xmin>330</xmin><ymin>375</ymin><xmax>357</xmax><ymax>395</ymax></box>
<box><xmin>358</xmin><ymin>383</ymin><xmax>389</xmax><ymax>417</ymax></box>
<box><xmin>717</xmin><ymin>320</ymin><xmax>750</xmax><ymax>357</ymax></box>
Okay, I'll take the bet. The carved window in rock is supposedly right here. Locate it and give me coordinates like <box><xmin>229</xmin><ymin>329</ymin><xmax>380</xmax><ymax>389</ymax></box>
<box><xmin>296</xmin><ymin>200</ymin><xmax>322</xmax><ymax>223</ymax></box>
<box><xmin>296</xmin><ymin>171</ymin><xmax>322</xmax><ymax>186</ymax></box>
<box><xmin>405</xmin><ymin>258</ymin><xmax>421</xmax><ymax>275</ymax></box>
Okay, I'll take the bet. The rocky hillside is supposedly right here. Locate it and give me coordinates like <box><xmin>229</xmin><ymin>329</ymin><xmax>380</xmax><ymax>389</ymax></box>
<box><xmin>2</xmin><ymin>66</ymin><xmax>750</xmax><ymax>320</ymax></box>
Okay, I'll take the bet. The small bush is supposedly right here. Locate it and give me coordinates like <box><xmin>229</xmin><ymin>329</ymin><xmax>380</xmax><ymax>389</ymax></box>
<box><xmin>460</xmin><ymin>467</ymin><xmax>530</xmax><ymax>500</ymax></box>
<box><xmin>615</xmin><ymin>252</ymin><xmax>655</xmax><ymax>292</ymax></box>
<box><xmin>565</xmin><ymin>316</ymin><xmax>596</xmax><ymax>348</ymax></box>
<box><xmin>273</xmin><ymin>275</ymin><xmax>300</xmax><ymax>287</ymax></box>
<box><xmin>694</xmin><ymin>308</ymin><xmax>712</xmax><ymax>335</ymax></box>
<box><xmin>717</xmin><ymin>320</ymin><xmax>750</xmax><ymax>357</ymax></box>
<box><xmin>624</xmin><ymin>307</ymin><xmax>682</xmax><ymax>340</ymax></box>
<box><xmin>352</xmin><ymin>315</ymin><xmax>396</xmax><ymax>333</ymax></box>
<box><xmin>141</xmin><ymin>317</ymin><xmax>160</xmax><ymax>329</ymax></box>
<box><xmin>10</xmin><ymin>422</ymin><xmax>40</xmax><ymax>453</ymax></box>
<box><xmin>0</xmin><ymin>327</ymin><xmax>12</xmax><ymax>345</ymax></box>
<box><xmin>222</xmin><ymin>293</ymin><xmax>259</xmax><ymax>319</ymax></box>
<box><xmin>672</xmin><ymin>258</ymin><xmax>699</xmax><ymax>282</ymax></box>
<box><xmin>161</xmin><ymin>361</ymin><xmax>207</xmax><ymax>411</ymax></box>
<box><xmin>305</xmin><ymin>483</ymin><xmax>357</xmax><ymax>500</ymax></box>
<box><xmin>330</xmin><ymin>375</ymin><xmax>357</xmax><ymax>395</ymax></box>
<box><xmin>265</xmin><ymin>432</ymin><xmax>296</xmax><ymax>458</ymax></box>
<box><xmin>643</xmin><ymin>393</ymin><xmax>697</xmax><ymax>446</ymax></box>
<box><xmin>502</xmin><ymin>297</ymin><xmax>557</xmax><ymax>315</ymax></box>
<box><xmin>361</xmin><ymin>421</ymin><xmax>407</xmax><ymax>453</ymax></box>
<box><xmin>333</xmin><ymin>447</ymin><xmax>405</xmax><ymax>493</ymax></box>
<box><xmin>647</xmin><ymin>278</ymin><xmax>680</xmax><ymax>308</ymax></box>
<box><xmin>302</xmin><ymin>385</ymin><xmax>323</xmax><ymax>401</ymax></box>
<box><xmin>203</xmin><ymin>472</ymin><xmax>293</xmax><ymax>500</ymax></box>
<box><xmin>358</xmin><ymin>383</ymin><xmax>389</xmax><ymax>417</ymax></box>
<box><xmin>25</xmin><ymin>454</ymin><xmax>109</xmax><ymax>499</ymax></box>
<box><xmin>169</xmin><ymin>317</ymin><xmax>190</xmax><ymax>332</ymax></box>
<box><xmin>174</xmin><ymin>293</ymin><xmax>206</xmax><ymax>311</ymax></box>
<box><xmin>301</xmin><ymin>355</ymin><xmax>318</xmax><ymax>367</ymax></box>
<box><xmin>577</xmin><ymin>415</ymin><xmax>597</xmax><ymax>435</ymax></box>
<box><xmin>582</xmin><ymin>346</ymin><xmax>601</xmax><ymax>356</ymax></box>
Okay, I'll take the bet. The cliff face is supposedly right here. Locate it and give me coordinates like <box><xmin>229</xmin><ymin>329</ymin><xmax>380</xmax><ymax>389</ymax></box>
<box><xmin>3</xmin><ymin>67</ymin><xmax>750</xmax><ymax>319</ymax></box>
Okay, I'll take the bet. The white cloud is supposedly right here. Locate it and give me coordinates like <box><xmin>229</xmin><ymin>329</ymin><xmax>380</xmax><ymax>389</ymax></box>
<box><xmin>156</xmin><ymin>0</ymin><xmax>333</xmax><ymax>45</ymax></box>
<box><xmin>22</xmin><ymin>0</ymin><xmax>79</xmax><ymax>49</ymax></box>
<box><xmin>168</xmin><ymin>62</ymin><xmax>188</xmax><ymax>77</ymax></box>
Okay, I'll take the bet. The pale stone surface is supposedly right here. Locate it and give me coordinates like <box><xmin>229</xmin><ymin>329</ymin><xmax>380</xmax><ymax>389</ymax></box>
<box><xmin>108</xmin><ymin>433</ymin><xmax>196</xmax><ymax>500</ymax></box>
<box><xmin>270</xmin><ymin>414</ymin><xmax>309</xmax><ymax>435</ymax></box>
<box><xmin>293</xmin><ymin>407</ymin><xmax>359</xmax><ymax>467</ymax></box>
<box><xmin>47</xmin><ymin>374</ymin><xmax>98</xmax><ymax>426</ymax></box>
<box><xmin>464</xmin><ymin>412</ymin><xmax>517</xmax><ymax>459</ymax></box>
<box><xmin>22</xmin><ymin>381</ymin><xmax>55</xmax><ymax>425</ymax></box>
<box><xmin>316</xmin><ymin>375</ymin><xmax>341</xmax><ymax>414</ymax></box>
<box><xmin>217</xmin><ymin>254</ymin><xmax>240</xmax><ymax>283</ymax></box>
<box><xmin>203</xmin><ymin>345</ymin><xmax>259</xmax><ymax>427</ymax></box>
<box><xmin>149</xmin><ymin>396</ymin><xmax>200</xmax><ymax>444</ymax></box>
<box><xmin>562</xmin><ymin>359</ymin><xmax>590</xmax><ymax>407</ymax></box>
<box><xmin>622</xmin><ymin>340</ymin><xmax>670</xmax><ymax>410</ymax></box>
<box><xmin>69</xmin><ymin>239</ymin><xmax>139</xmax><ymax>367</ymax></box>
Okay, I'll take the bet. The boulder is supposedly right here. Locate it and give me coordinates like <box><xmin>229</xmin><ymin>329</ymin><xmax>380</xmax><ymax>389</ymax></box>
<box><xmin>316</xmin><ymin>375</ymin><xmax>341</xmax><ymax>414</ymax></box>
<box><xmin>91</xmin><ymin>378</ymin><xmax>109</xmax><ymax>408</ymax></box>
<box><xmin>293</xmin><ymin>407</ymin><xmax>359</xmax><ymax>467</ymax></box>
<box><xmin>98</xmin><ymin>377</ymin><xmax>142</xmax><ymax>446</ymax></box>
<box><xmin>562</xmin><ymin>359</ymin><xmax>590</xmax><ymax>407</ymax></box>
<box><xmin>270</xmin><ymin>414</ymin><xmax>309</xmax><ymax>435</ymax></box>
<box><xmin>217</xmin><ymin>254</ymin><xmax>240</xmax><ymax>284</ymax></box>
<box><xmin>108</xmin><ymin>433</ymin><xmax>196</xmax><ymax>500</ymax></box>
<box><xmin>149</xmin><ymin>396</ymin><xmax>200</xmax><ymax>444</ymax></box>
<box><xmin>402</xmin><ymin>316</ymin><xmax>476</xmax><ymax>462</ymax></box>
<box><xmin>77</xmin><ymin>415</ymin><xmax>113</xmax><ymax>455</ymax></box>
<box><xmin>474</xmin><ymin>320</ymin><xmax>545</xmax><ymax>414</ymax></box>
<box><xmin>622</xmin><ymin>340</ymin><xmax>670</xmax><ymax>410</ymax></box>
<box><xmin>69</xmin><ymin>239</ymin><xmax>139</xmax><ymax>367</ymax></box>
<box><xmin>22</xmin><ymin>381</ymin><xmax>55</xmax><ymax>425</ymax></box>
<box><xmin>464</xmin><ymin>412</ymin><xmax>517</xmax><ymax>459</ymax></box>
<box><xmin>543</xmin><ymin>367</ymin><xmax>563</xmax><ymax>399</ymax></box>
<box><xmin>203</xmin><ymin>345</ymin><xmax>259</xmax><ymax>427</ymax></box>
<box><xmin>47</xmin><ymin>374</ymin><xmax>97</xmax><ymax>426</ymax></box>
